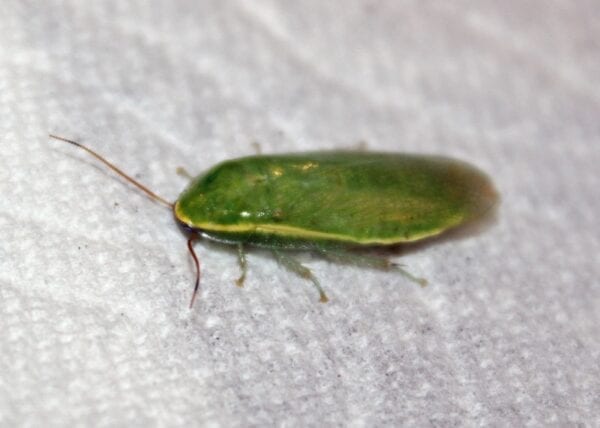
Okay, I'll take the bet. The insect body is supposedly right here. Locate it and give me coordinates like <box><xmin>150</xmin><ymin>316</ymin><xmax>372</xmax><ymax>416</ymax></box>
<box><xmin>50</xmin><ymin>135</ymin><xmax>498</xmax><ymax>307</ymax></box>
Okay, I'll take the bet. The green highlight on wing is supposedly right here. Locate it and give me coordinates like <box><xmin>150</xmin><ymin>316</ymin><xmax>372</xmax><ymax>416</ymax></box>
<box><xmin>171</xmin><ymin>217</ymin><xmax>454</xmax><ymax>245</ymax></box>
<box><xmin>174</xmin><ymin>152</ymin><xmax>498</xmax><ymax>246</ymax></box>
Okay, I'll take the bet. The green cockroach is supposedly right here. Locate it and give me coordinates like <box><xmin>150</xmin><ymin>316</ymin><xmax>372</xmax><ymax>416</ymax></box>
<box><xmin>50</xmin><ymin>134</ymin><xmax>498</xmax><ymax>307</ymax></box>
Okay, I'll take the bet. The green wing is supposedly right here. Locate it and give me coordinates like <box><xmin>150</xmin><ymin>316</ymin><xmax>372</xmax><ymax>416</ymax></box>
<box><xmin>175</xmin><ymin>152</ymin><xmax>497</xmax><ymax>245</ymax></box>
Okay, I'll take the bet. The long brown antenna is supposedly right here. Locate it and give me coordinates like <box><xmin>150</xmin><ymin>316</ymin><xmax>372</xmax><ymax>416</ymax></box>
<box><xmin>187</xmin><ymin>236</ymin><xmax>201</xmax><ymax>308</ymax></box>
<box><xmin>49</xmin><ymin>134</ymin><xmax>173</xmax><ymax>209</ymax></box>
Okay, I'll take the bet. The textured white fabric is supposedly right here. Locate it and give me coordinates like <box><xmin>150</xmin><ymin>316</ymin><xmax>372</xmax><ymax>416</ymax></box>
<box><xmin>1</xmin><ymin>1</ymin><xmax>599</xmax><ymax>426</ymax></box>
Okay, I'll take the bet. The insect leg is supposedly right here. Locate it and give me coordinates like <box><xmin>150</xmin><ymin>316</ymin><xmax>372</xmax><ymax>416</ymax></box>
<box><xmin>251</xmin><ymin>141</ymin><xmax>262</xmax><ymax>155</ymax></box>
<box><xmin>176</xmin><ymin>167</ymin><xmax>194</xmax><ymax>180</ymax></box>
<box><xmin>315</xmin><ymin>248</ymin><xmax>427</xmax><ymax>287</ymax></box>
<box><xmin>235</xmin><ymin>243</ymin><xmax>247</xmax><ymax>287</ymax></box>
<box><xmin>272</xmin><ymin>250</ymin><xmax>328</xmax><ymax>303</ymax></box>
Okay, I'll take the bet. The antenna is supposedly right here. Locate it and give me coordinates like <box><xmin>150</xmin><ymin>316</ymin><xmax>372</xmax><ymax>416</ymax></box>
<box><xmin>49</xmin><ymin>134</ymin><xmax>173</xmax><ymax>209</ymax></box>
<box><xmin>187</xmin><ymin>236</ymin><xmax>201</xmax><ymax>308</ymax></box>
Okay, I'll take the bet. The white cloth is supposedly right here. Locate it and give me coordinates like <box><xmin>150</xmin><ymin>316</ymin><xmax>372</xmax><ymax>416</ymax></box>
<box><xmin>1</xmin><ymin>1</ymin><xmax>598</xmax><ymax>425</ymax></box>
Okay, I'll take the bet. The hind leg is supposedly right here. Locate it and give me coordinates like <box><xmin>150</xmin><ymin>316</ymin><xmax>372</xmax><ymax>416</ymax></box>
<box><xmin>315</xmin><ymin>247</ymin><xmax>427</xmax><ymax>287</ymax></box>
